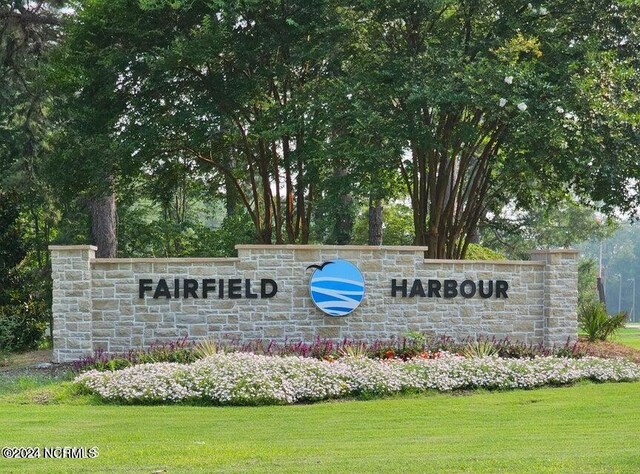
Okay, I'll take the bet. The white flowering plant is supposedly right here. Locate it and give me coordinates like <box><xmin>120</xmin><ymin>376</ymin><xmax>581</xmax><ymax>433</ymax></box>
<box><xmin>75</xmin><ymin>353</ymin><xmax>640</xmax><ymax>406</ymax></box>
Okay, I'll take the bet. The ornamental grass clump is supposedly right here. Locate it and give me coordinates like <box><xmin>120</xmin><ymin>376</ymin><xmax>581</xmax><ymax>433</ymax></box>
<box><xmin>193</xmin><ymin>339</ymin><xmax>218</xmax><ymax>359</ymax></box>
<box><xmin>579</xmin><ymin>301</ymin><xmax>628</xmax><ymax>342</ymax></box>
<box><xmin>462</xmin><ymin>340</ymin><xmax>499</xmax><ymax>358</ymax></box>
<box><xmin>74</xmin><ymin>353</ymin><xmax>640</xmax><ymax>405</ymax></box>
<box><xmin>338</xmin><ymin>342</ymin><xmax>368</xmax><ymax>358</ymax></box>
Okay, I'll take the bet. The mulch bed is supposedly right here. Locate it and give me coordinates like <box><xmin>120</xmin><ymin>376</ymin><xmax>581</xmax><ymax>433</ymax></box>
<box><xmin>575</xmin><ymin>338</ymin><xmax>640</xmax><ymax>364</ymax></box>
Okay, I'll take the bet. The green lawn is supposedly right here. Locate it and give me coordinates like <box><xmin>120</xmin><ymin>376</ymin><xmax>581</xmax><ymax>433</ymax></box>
<box><xmin>3</xmin><ymin>330</ymin><xmax>640</xmax><ymax>473</ymax></box>
<box><xmin>613</xmin><ymin>326</ymin><xmax>640</xmax><ymax>350</ymax></box>
<box><xmin>1</xmin><ymin>382</ymin><xmax>640</xmax><ymax>473</ymax></box>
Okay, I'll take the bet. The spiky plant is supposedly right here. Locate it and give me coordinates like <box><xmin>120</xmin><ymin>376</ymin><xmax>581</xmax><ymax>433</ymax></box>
<box><xmin>194</xmin><ymin>339</ymin><xmax>219</xmax><ymax>359</ymax></box>
<box><xmin>462</xmin><ymin>340</ymin><xmax>499</xmax><ymax>358</ymax></box>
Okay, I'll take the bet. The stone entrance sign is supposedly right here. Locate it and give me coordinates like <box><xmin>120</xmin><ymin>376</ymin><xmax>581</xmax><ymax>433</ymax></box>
<box><xmin>49</xmin><ymin>245</ymin><xmax>578</xmax><ymax>362</ymax></box>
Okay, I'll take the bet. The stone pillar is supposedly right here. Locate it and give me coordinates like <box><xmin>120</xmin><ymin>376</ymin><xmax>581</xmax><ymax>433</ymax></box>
<box><xmin>529</xmin><ymin>249</ymin><xmax>579</xmax><ymax>347</ymax></box>
<box><xmin>49</xmin><ymin>245</ymin><xmax>96</xmax><ymax>362</ymax></box>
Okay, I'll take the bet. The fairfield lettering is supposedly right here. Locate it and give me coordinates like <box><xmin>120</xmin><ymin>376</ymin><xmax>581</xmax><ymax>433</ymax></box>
<box><xmin>138</xmin><ymin>278</ymin><xmax>278</xmax><ymax>299</ymax></box>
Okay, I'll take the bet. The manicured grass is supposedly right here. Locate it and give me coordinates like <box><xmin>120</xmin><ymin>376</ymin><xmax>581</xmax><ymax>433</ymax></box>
<box><xmin>2</xmin><ymin>382</ymin><xmax>640</xmax><ymax>473</ymax></box>
<box><xmin>0</xmin><ymin>375</ymin><xmax>50</xmax><ymax>397</ymax></box>
<box><xmin>613</xmin><ymin>326</ymin><xmax>640</xmax><ymax>350</ymax></box>
<box><xmin>3</xmin><ymin>338</ymin><xmax>640</xmax><ymax>473</ymax></box>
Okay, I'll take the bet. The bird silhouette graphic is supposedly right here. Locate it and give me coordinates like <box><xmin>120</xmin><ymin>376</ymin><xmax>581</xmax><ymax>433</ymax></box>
<box><xmin>306</xmin><ymin>261</ymin><xmax>334</xmax><ymax>271</ymax></box>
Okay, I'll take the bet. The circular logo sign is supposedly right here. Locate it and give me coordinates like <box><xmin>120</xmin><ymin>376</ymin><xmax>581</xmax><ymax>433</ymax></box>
<box><xmin>308</xmin><ymin>259</ymin><xmax>365</xmax><ymax>317</ymax></box>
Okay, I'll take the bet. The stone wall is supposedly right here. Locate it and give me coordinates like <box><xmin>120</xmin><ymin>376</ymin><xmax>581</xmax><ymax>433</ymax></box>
<box><xmin>49</xmin><ymin>245</ymin><xmax>579</xmax><ymax>362</ymax></box>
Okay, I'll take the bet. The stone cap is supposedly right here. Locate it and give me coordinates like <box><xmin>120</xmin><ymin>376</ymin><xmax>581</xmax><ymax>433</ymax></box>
<box><xmin>423</xmin><ymin>259</ymin><xmax>544</xmax><ymax>266</ymax></box>
<box><xmin>529</xmin><ymin>248</ymin><xmax>580</xmax><ymax>264</ymax></box>
<box><xmin>529</xmin><ymin>249</ymin><xmax>579</xmax><ymax>255</ymax></box>
<box><xmin>49</xmin><ymin>245</ymin><xmax>98</xmax><ymax>251</ymax></box>
<box><xmin>236</xmin><ymin>244</ymin><xmax>430</xmax><ymax>251</ymax></box>
<box><xmin>91</xmin><ymin>257</ymin><xmax>240</xmax><ymax>264</ymax></box>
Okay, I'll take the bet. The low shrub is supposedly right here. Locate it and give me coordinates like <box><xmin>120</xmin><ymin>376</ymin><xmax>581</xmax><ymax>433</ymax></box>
<box><xmin>220</xmin><ymin>335</ymin><xmax>570</xmax><ymax>361</ymax></box>
<box><xmin>75</xmin><ymin>353</ymin><xmax>640</xmax><ymax>405</ymax></box>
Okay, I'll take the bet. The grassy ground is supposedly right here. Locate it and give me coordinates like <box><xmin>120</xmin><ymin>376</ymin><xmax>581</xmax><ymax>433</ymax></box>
<box><xmin>1</xmin><ymin>382</ymin><xmax>640</xmax><ymax>473</ymax></box>
<box><xmin>2</xmin><ymin>329</ymin><xmax>640</xmax><ymax>473</ymax></box>
<box><xmin>612</xmin><ymin>325</ymin><xmax>640</xmax><ymax>350</ymax></box>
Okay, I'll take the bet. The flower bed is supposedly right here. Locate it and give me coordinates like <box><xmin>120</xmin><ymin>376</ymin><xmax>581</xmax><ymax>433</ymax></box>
<box><xmin>72</xmin><ymin>335</ymin><xmax>585</xmax><ymax>373</ymax></box>
<box><xmin>74</xmin><ymin>353</ymin><xmax>640</xmax><ymax>405</ymax></box>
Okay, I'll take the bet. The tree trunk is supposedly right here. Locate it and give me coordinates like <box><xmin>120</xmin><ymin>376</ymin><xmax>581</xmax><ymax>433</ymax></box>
<box><xmin>88</xmin><ymin>192</ymin><xmax>117</xmax><ymax>258</ymax></box>
<box><xmin>467</xmin><ymin>225</ymin><xmax>479</xmax><ymax>244</ymax></box>
<box><xmin>224</xmin><ymin>170</ymin><xmax>239</xmax><ymax>218</ymax></box>
<box><xmin>332</xmin><ymin>168</ymin><xmax>354</xmax><ymax>244</ymax></box>
<box><xmin>597</xmin><ymin>277</ymin><xmax>606</xmax><ymax>304</ymax></box>
<box><xmin>335</xmin><ymin>198</ymin><xmax>354</xmax><ymax>244</ymax></box>
<box><xmin>368</xmin><ymin>195</ymin><xmax>383</xmax><ymax>245</ymax></box>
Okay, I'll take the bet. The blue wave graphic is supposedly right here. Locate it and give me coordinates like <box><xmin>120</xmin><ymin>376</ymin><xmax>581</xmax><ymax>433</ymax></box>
<box><xmin>309</xmin><ymin>260</ymin><xmax>365</xmax><ymax>316</ymax></box>
<box><xmin>311</xmin><ymin>280</ymin><xmax>363</xmax><ymax>292</ymax></box>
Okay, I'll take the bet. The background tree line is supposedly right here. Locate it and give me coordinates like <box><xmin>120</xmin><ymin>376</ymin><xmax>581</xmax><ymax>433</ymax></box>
<box><xmin>1</xmin><ymin>0</ymin><xmax>640</xmax><ymax>350</ymax></box>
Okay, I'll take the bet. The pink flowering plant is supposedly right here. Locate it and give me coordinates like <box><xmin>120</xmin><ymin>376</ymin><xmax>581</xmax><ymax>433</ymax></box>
<box><xmin>72</xmin><ymin>335</ymin><xmax>585</xmax><ymax>373</ymax></box>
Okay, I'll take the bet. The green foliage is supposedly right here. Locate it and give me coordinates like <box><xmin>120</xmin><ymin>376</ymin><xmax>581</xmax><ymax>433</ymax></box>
<box><xmin>338</xmin><ymin>342</ymin><xmax>369</xmax><ymax>359</ymax></box>
<box><xmin>118</xmin><ymin>200</ymin><xmax>213</xmax><ymax>258</ymax></box>
<box><xmin>482</xmin><ymin>200</ymin><xmax>618</xmax><ymax>260</ymax></box>
<box><xmin>0</xmin><ymin>268</ymin><xmax>52</xmax><ymax>354</ymax></box>
<box><xmin>352</xmin><ymin>203</ymin><xmax>415</xmax><ymax>246</ymax></box>
<box><xmin>578</xmin><ymin>259</ymin><xmax>599</xmax><ymax>307</ymax></box>
<box><xmin>206</xmin><ymin>214</ymin><xmax>258</xmax><ymax>257</ymax></box>
<box><xmin>0</xmin><ymin>2</ymin><xmax>69</xmax><ymax>351</ymax></box>
<box><xmin>0</xmin><ymin>193</ymin><xmax>51</xmax><ymax>352</ymax></box>
<box><xmin>0</xmin><ymin>300</ymin><xmax>49</xmax><ymax>353</ymax></box>
<box><xmin>118</xmin><ymin>194</ymin><xmax>256</xmax><ymax>257</ymax></box>
<box><xmin>0</xmin><ymin>194</ymin><xmax>26</xmax><ymax>305</ymax></box>
<box><xmin>312</xmin><ymin>173</ymin><xmax>357</xmax><ymax>245</ymax></box>
<box><xmin>578</xmin><ymin>301</ymin><xmax>627</xmax><ymax>342</ymax></box>
<box><xmin>1</xmin><ymin>1</ymin><xmax>68</xmax><ymax>259</ymax></box>
<box><xmin>40</xmin><ymin>0</ymin><xmax>640</xmax><ymax>257</ymax></box>
<box><xmin>337</xmin><ymin>0</ymin><xmax>640</xmax><ymax>257</ymax></box>
<box><xmin>464</xmin><ymin>244</ymin><xmax>506</xmax><ymax>261</ymax></box>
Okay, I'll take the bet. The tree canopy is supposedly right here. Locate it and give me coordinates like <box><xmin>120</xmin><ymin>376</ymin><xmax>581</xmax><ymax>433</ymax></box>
<box><xmin>9</xmin><ymin>0</ymin><xmax>640</xmax><ymax>259</ymax></box>
<box><xmin>334</xmin><ymin>0</ymin><xmax>640</xmax><ymax>257</ymax></box>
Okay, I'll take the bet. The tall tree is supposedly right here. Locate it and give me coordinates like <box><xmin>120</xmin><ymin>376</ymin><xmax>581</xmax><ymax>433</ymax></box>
<box><xmin>121</xmin><ymin>0</ymin><xmax>349</xmax><ymax>244</ymax></box>
<box><xmin>0</xmin><ymin>0</ymin><xmax>69</xmax><ymax>346</ymax></box>
<box><xmin>1</xmin><ymin>0</ymin><xmax>66</xmax><ymax>262</ymax></box>
<box><xmin>46</xmin><ymin>0</ymin><xmax>147</xmax><ymax>257</ymax></box>
<box><xmin>338</xmin><ymin>0</ymin><xmax>640</xmax><ymax>258</ymax></box>
<box><xmin>46</xmin><ymin>0</ymin><xmax>640</xmax><ymax>258</ymax></box>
